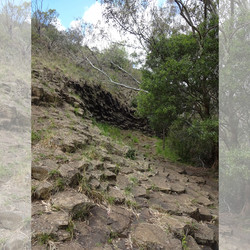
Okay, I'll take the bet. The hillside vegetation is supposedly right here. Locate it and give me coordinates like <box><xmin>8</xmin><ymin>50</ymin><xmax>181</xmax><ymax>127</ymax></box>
<box><xmin>31</xmin><ymin>2</ymin><xmax>218</xmax><ymax>168</ymax></box>
<box><xmin>31</xmin><ymin>1</ymin><xmax>219</xmax><ymax>249</ymax></box>
<box><xmin>31</xmin><ymin>66</ymin><xmax>218</xmax><ymax>249</ymax></box>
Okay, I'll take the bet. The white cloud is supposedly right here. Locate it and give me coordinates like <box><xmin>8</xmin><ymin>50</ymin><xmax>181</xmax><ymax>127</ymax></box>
<box><xmin>83</xmin><ymin>2</ymin><xmax>103</xmax><ymax>25</ymax></box>
<box><xmin>80</xmin><ymin>1</ymin><xmax>149</xmax><ymax>65</ymax></box>
<box><xmin>70</xmin><ymin>1</ymin><xmax>187</xmax><ymax>67</ymax></box>
<box><xmin>70</xmin><ymin>19</ymin><xmax>82</xmax><ymax>30</ymax></box>
<box><xmin>52</xmin><ymin>18</ymin><xmax>66</xmax><ymax>31</ymax></box>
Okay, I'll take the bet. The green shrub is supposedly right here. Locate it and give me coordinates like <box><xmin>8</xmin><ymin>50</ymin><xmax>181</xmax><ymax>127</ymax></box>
<box><xmin>31</xmin><ymin>130</ymin><xmax>42</xmax><ymax>143</ymax></box>
<box><xmin>95</xmin><ymin>122</ymin><xmax>123</xmax><ymax>143</ymax></box>
<box><xmin>168</xmin><ymin>119</ymin><xmax>218</xmax><ymax>167</ymax></box>
<box><xmin>156</xmin><ymin>139</ymin><xmax>179</xmax><ymax>162</ymax></box>
<box><xmin>126</xmin><ymin>149</ymin><xmax>136</xmax><ymax>160</ymax></box>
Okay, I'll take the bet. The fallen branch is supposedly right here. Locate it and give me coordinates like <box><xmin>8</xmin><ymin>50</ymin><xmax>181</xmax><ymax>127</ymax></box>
<box><xmin>110</xmin><ymin>60</ymin><xmax>141</xmax><ymax>85</ymax></box>
<box><xmin>85</xmin><ymin>56</ymin><xmax>148</xmax><ymax>93</ymax></box>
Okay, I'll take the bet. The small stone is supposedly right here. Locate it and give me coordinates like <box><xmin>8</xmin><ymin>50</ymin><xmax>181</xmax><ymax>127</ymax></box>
<box><xmin>59</xmin><ymin>163</ymin><xmax>82</xmax><ymax>187</ymax></box>
<box><xmin>171</xmin><ymin>183</ymin><xmax>186</xmax><ymax>194</ymax></box>
<box><xmin>186</xmin><ymin>235</ymin><xmax>201</xmax><ymax>250</ymax></box>
<box><xmin>108</xmin><ymin>187</ymin><xmax>126</xmax><ymax>204</ymax></box>
<box><xmin>51</xmin><ymin>190</ymin><xmax>90</xmax><ymax>214</ymax></box>
<box><xmin>194</xmin><ymin>223</ymin><xmax>214</xmax><ymax>245</ymax></box>
<box><xmin>198</xmin><ymin>207</ymin><xmax>213</xmax><ymax>221</ymax></box>
<box><xmin>132</xmin><ymin>223</ymin><xmax>172</xmax><ymax>248</ymax></box>
<box><xmin>196</xmin><ymin>196</ymin><xmax>213</xmax><ymax>206</ymax></box>
<box><xmin>32</xmin><ymin>166</ymin><xmax>49</xmax><ymax>181</ymax></box>
<box><xmin>35</xmin><ymin>181</ymin><xmax>53</xmax><ymax>199</ymax></box>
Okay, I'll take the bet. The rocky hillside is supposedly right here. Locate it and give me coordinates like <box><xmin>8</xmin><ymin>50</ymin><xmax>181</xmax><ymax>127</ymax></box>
<box><xmin>31</xmin><ymin>67</ymin><xmax>218</xmax><ymax>250</ymax></box>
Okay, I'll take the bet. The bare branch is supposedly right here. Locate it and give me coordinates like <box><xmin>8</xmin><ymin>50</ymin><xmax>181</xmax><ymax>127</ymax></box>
<box><xmin>85</xmin><ymin>56</ymin><xmax>148</xmax><ymax>93</ymax></box>
<box><xmin>110</xmin><ymin>60</ymin><xmax>141</xmax><ymax>85</ymax></box>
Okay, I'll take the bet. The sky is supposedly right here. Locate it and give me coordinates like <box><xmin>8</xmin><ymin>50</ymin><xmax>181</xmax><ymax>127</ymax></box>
<box><xmin>42</xmin><ymin>0</ymin><xmax>97</xmax><ymax>29</ymax></box>
<box><xmin>39</xmin><ymin>0</ymin><xmax>175</xmax><ymax>64</ymax></box>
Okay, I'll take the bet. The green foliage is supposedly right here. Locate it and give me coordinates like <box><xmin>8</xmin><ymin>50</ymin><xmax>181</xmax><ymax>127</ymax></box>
<box><xmin>125</xmin><ymin>200</ymin><xmax>138</xmax><ymax>209</ymax></box>
<box><xmin>37</xmin><ymin>233</ymin><xmax>54</xmax><ymax>245</ymax></box>
<box><xmin>66</xmin><ymin>220</ymin><xmax>75</xmax><ymax>240</ymax></box>
<box><xmin>55</xmin><ymin>178</ymin><xmax>65</xmax><ymax>191</ymax></box>
<box><xmin>181</xmin><ymin>234</ymin><xmax>188</xmax><ymax>250</ymax></box>
<box><xmin>126</xmin><ymin>148</ymin><xmax>136</xmax><ymax>160</ymax></box>
<box><xmin>137</xmin><ymin>22</ymin><xmax>218</xmax><ymax>167</ymax></box>
<box><xmin>73</xmin><ymin>107</ymin><xmax>80</xmax><ymax>115</ymax></box>
<box><xmin>102</xmin><ymin>43</ymin><xmax>130</xmax><ymax>69</ymax></box>
<box><xmin>107</xmin><ymin>196</ymin><xmax>116</xmax><ymax>205</ymax></box>
<box><xmin>156</xmin><ymin>138</ymin><xmax>179</xmax><ymax>162</ymax></box>
<box><xmin>130</xmin><ymin>177</ymin><xmax>139</xmax><ymax>185</ymax></box>
<box><xmin>48</xmin><ymin>169</ymin><xmax>60</xmax><ymax>179</ymax></box>
<box><xmin>124</xmin><ymin>185</ymin><xmax>132</xmax><ymax>195</ymax></box>
<box><xmin>168</xmin><ymin>119</ymin><xmax>218</xmax><ymax>166</ymax></box>
<box><xmin>31</xmin><ymin>130</ymin><xmax>42</xmax><ymax>143</ymax></box>
<box><xmin>95</xmin><ymin>122</ymin><xmax>123</xmax><ymax>143</ymax></box>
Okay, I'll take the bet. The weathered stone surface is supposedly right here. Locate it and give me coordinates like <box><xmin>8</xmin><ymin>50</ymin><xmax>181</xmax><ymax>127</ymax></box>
<box><xmin>32</xmin><ymin>85</ymin><xmax>61</xmax><ymax>106</ymax></box>
<box><xmin>189</xmin><ymin>176</ymin><xmax>206</xmax><ymax>185</ymax></box>
<box><xmin>132</xmin><ymin>223</ymin><xmax>171</xmax><ymax>249</ymax></box>
<box><xmin>32</xmin><ymin>211</ymin><xmax>69</xmax><ymax>235</ymax></box>
<box><xmin>132</xmin><ymin>186</ymin><xmax>148</xmax><ymax>198</ymax></box>
<box><xmin>196</xmin><ymin>196</ymin><xmax>213</xmax><ymax>206</ymax></box>
<box><xmin>108</xmin><ymin>206</ymin><xmax>132</xmax><ymax>236</ymax></box>
<box><xmin>51</xmin><ymin>132</ymin><xmax>89</xmax><ymax>153</ymax></box>
<box><xmin>55</xmin><ymin>241</ymin><xmax>84</xmax><ymax>250</ymax></box>
<box><xmin>150</xmin><ymin>176</ymin><xmax>171</xmax><ymax>193</ymax></box>
<box><xmin>31</xmin><ymin>67</ymin><xmax>218</xmax><ymax>249</ymax></box>
<box><xmin>159</xmin><ymin>215</ymin><xmax>193</xmax><ymax>237</ymax></box>
<box><xmin>108</xmin><ymin>187</ymin><xmax>126</xmax><ymax>204</ymax></box>
<box><xmin>186</xmin><ymin>235</ymin><xmax>201</xmax><ymax>250</ymax></box>
<box><xmin>171</xmin><ymin>183</ymin><xmax>186</xmax><ymax>194</ymax></box>
<box><xmin>104</xmin><ymin>163</ymin><xmax>117</xmax><ymax>173</ymax></box>
<box><xmin>77</xmin><ymin>225</ymin><xmax>110</xmax><ymax>249</ymax></box>
<box><xmin>59</xmin><ymin>163</ymin><xmax>82</xmax><ymax>187</ymax></box>
<box><xmin>4</xmin><ymin>234</ymin><xmax>29</xmax><ymax>250</ymax></box>
<box><xmin>51</xmin><ymin>190</ymin><xmax>90</xmax><ymax>213</ymax></box>
<box><xmin>101</xmin><ymin>170</ymin><xmax>117</xmax><ymax>181</ymax></box>
<box><xmin>116</xmin><ymin>174</ymin><xmax>130</xmax><ymax>189</ymax></box>
<box><xmin>89</xmin><ymin>178</ymin><xmax>100</xmax><ymax>189</ymax></box>
<box><xmin>90</xmin><ymin>170</ymin><xmax>103</xmax><ymax>180</ymax></box>
<box><xmin>32</xmin><ymin>166</ymin><xmax>49</xmax><ymax>181</ymax></box>
<box><xmin>92</xmin><ymin>160</ymin><xmax>104</xmax><ymax>170</ymax></box>
<box><xmin>198</xmin><ymin>207</ymin><xmax>213</xmax><ymax>221</ymax></box>
<box><xmin>35</xmin><ymin>181</ymin><xmax>53</xmax><ymax>199</ymax></box>
<box><xmin>194</xmin><ymin>223</ymin><xmax>214</xmax><ymax>245</ymax></box>
<box><xmin>135</xmin><ymin>161</ymin><xmax>149</xmax><ymax>172</ymax></box>
<box><xmin>168</xmin><ymin>238</ymin><xmax>182</xmax><ymax>250</ymax></box>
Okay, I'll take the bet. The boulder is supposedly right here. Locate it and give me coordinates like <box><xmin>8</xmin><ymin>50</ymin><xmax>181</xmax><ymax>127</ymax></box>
<box><xmin>132</xmin><ymin>223</ymin><xmax>175</xmax><ymax>249</ymax></box>
<box><xmin>35</xmin><ymin>181</ymin><xmax>53</xmax><ymax>199</ymax></box>
<box><xmin>108</xmin><ymin>187</ymin><xmax>126</xmax><ymax>204</ymax></box>
<box><xmin>186</xmin><ymin>235</ymin><xmax>201</xmax><ymax>250</ymax></box>
<box><xmin>194</xmin><ymin>223</ymin><xmax>214</xmax><ymax>245</ymax></box>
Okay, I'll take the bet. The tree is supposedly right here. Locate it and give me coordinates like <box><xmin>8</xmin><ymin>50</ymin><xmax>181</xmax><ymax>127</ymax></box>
<box><xmin>32</xmin><ymin>0</ymin><xmax>58</xmax><ymax>37</ymax></box>
<box><xmin>137</xmin><ymin>20</ymin><xmax>218</xmax><ymax>166</ymax></box>
<box><xmin>100</xmin><ymin>0</ymin><xmax>218</xmax><ymax>166</ymax></box>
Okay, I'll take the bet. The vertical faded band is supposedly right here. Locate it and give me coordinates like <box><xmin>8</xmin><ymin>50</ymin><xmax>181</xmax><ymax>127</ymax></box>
<box><xmin>0</xmin><ymin>0</ymin><xmax>31</xmax><ymax>249</ymax></box>
<box><xmin>219</xmin><ymin>0</ymin><xmax>250</xmax><ymax>248</ymax></box>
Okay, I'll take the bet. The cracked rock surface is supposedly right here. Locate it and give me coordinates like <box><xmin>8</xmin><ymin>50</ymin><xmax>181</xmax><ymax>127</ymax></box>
<box><xmin>32</xmin><ymin>67</ymin><xmax>218</xmax><ymax>249</ymax></box>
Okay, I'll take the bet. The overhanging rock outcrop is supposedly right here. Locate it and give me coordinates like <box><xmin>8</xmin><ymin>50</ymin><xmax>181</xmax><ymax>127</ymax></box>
<box><xmin>32</xmin><ymin>67</ymin><xmax>150</xmax><ymax>132</ymax></box>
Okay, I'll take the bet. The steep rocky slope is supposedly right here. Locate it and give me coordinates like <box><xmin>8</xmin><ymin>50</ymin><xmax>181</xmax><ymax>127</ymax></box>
<box><xmin>31</xmin><ymin>67</ymin><xmax>218</xmax><ymax>250</ymax></box>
